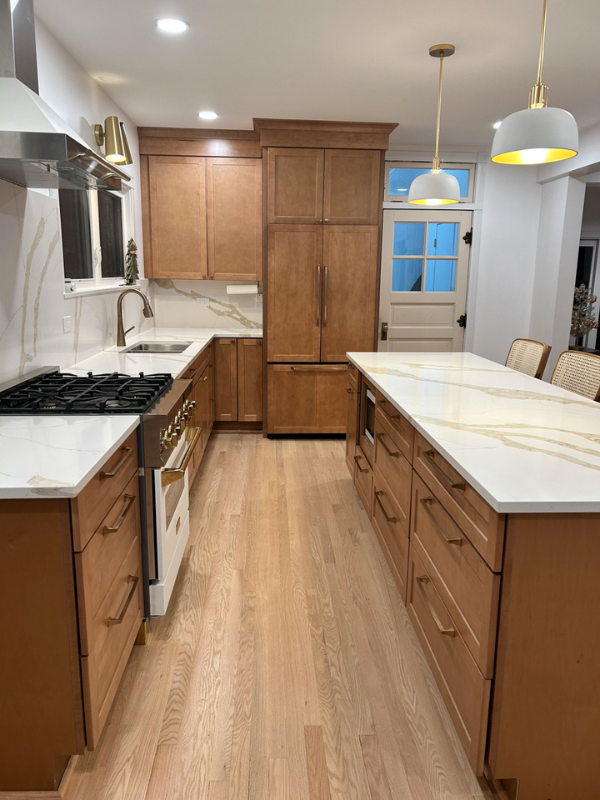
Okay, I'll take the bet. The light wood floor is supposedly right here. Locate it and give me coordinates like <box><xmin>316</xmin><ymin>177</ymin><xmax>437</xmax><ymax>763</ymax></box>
<box><xmin>62</xmin><ymin>434</ymin><xmax>502</xmax><ymax>800</ymax></box>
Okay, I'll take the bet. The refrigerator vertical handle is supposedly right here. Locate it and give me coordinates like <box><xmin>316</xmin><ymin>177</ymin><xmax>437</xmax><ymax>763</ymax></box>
<box><xmin>316</xmin><ymin>264</ymin><xmax>321</xmax><ymax>326</ymax></box>
<box><xmin>323</xmin><ymin>265</ymin><xmax>328</xmax><ymax>327</ymax></box>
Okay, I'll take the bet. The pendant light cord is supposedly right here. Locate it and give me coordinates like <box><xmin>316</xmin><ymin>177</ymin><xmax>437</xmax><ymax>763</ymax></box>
<box><xmin>433</xmin><ymin>53</ymin><xmax>444</xmax><ymax>171</ymax></box>
<box><xmin>529</xmin><ymin>0</ymin><xmax>549</xmax><ymax>107</ymax></box>
<box><xmin>536</xmin><ymin>0</ymin><xmax>548</xmax><ymax>87</ymax></box>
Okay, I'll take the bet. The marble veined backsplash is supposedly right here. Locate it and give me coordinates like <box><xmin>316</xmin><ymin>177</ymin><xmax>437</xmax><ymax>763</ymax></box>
<box><xmin>151</xmin><ymin>279</ymin><xmax>263</xmax><ymax>330</ymax></box>
<box><xmin>0</xmin><ymin>181</ymin><xmax>154</xmax><ymax>384</ymax></box>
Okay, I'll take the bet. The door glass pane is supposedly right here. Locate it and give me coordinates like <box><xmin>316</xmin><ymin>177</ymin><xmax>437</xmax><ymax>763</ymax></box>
<box><xmin>392</xmin><ymin>259</ymin><xmax>422</xmax><ymax>291</ymax></box>
<box><xmin>393</xmin><ymin>222</ymin><xmax>424</xmax><ymax>256</ymax></box>
<box><xmin>389</xmin><ymin>168</ymin><xmax>470</xmax><ymax>198</ymax></box>
<box><xmin>425</xmin><ymin>260</ymin><xmax>456</xmax><ymax>292</ymax></box>
<box><xmin>427</xmin><ymin>223</ymin><xmax>459</xmax><ymax>256</ymax></box>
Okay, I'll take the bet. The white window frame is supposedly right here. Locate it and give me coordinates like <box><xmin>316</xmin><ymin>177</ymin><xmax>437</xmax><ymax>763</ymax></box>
<box><xmin>384</xmin><ymin>161</ymin><xmax>475</xmax><ymax>204</ymax></box>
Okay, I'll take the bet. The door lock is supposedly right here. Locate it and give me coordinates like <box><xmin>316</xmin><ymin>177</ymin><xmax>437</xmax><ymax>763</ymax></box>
<box><xmin>381</xmin><ymin>321</ymin><xmax>389</xmax><ymax>341</ymax></box>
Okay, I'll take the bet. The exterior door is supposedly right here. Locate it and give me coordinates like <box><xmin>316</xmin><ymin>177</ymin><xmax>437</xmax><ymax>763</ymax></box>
<box><xmin>321</xmin><ymin>225</ymin><xmax>379</xmax><ymax>362</ymax></box>
<box><xmin>267</xmin><ymin>225</ymin><xmax>322</xmax><ymax>362</ymax></box>
<box><xmin>379</xmin><ymin>210</ymin><xmax>471</xmax><ymax>352</ymax></box>
<box><xmin>267</xmin><ymin>149</ymin><xmax>324</xmax><ymax>224</ymax></box>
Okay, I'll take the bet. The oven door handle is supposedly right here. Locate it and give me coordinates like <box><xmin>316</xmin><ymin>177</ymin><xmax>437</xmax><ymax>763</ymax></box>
<box><xmin>161</xmin><ymin>427</ymin><xmax>202</xmax><ymax>487</ymax></box>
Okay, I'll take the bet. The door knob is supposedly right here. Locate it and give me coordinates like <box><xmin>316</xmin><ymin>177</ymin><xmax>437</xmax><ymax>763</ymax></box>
<box><xmin>381</xmin><ymin>321</ymin><xmax>389</xmax><ymax>341</ymax></box>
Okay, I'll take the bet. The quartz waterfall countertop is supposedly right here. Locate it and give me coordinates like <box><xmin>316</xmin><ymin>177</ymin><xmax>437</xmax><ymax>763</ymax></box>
<box><xmin>347</xmin><ymin>351</ymin><xmax>600</xmax><ymax>514</ymax></box>
<box><xmin>66</xmin><ymin>327</ymin><xmax>263</xmax><ymax>378</ymax></box>
<box><xmin>0</xmin><ymin>415</ymin><xmax>139</xmax><ymax>499</ymax></box>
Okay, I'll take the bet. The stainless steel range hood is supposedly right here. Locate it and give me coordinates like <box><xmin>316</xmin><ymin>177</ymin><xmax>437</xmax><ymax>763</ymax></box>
<box><xmin>0</xmin><ymin>0</ymin><xmax>131</xmax><ymax>190</ymax></box>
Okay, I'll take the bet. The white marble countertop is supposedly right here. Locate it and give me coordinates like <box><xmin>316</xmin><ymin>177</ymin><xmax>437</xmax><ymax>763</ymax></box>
<box><xmin>66</xmin><ymin>327</ymin><xmax>263</xmax><ymax>379</ymax></box>
<box><xmin>347</xmin><ymin>351</ymin><xmax>600</xmax><ymax>514</ymax></box>
<box><xmin>0</xmin><ymin>415</ymin><xmax>139</xmax><ymax>499</ymax></box>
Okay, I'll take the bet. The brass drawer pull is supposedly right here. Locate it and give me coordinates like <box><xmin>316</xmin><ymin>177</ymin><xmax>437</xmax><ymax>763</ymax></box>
<box><xmin>290</xmin><ymin>365</ymin><xmax>348</xmax><ymax>372</ymax></box>
<box><xmin>378</xmin><ymin>398</ymin><xmax>400</xmax><ymax>420</ymax></box>
<box><xmin>346</xmin><ymin>387</ymin><xmax>358</xmax><ymax>394</ymax></box>
<box><xmin>107</xmin><ymin>575</ymin><xmax>139</xmax><ymax>627</ymax></box>
<box><xmin>420</xmin><ymin>497</ymin><xmax>463</xmax><ymax>546</ymax></box>
<box><xmin>422</xmin><ymin>449</ymin><xmax>466</xmax><ymax>491</ymax></box>
<box><xmin>354</xmin><ymin>455</ymin><xmax>369</xmax><ymax>474</ymax></box>
<box><xmin>374</xmin><ymin>490</ymin><xmax>396</xmax><ymax>523</ymax></box>
<box><xmin>184</xmin><ymin>367</ymin><xmax>198</xmax><ymax>379</ymax></box>
<box><xmin>377</xmin><ymin>432</ymin><xmax>399</xmax><ymax>458</ymax></box>
<box><xmin>99</xmin><ymin>446</ymin><xmax>134</xmax><ymax>480</ymax></box>
<box><xmin>161</xmin><ymin>427</ymin><xmax>202</xmax><ymax>487</ymax></box>
<box><xmin>416</xmin><ymin>575</ymin><xmax>455</xmax><ymax>637</ymax></box>
<box><xmin>103</xmin><ymin>493</ymin><xmax>136</xmax><ymax>534</ymax></box>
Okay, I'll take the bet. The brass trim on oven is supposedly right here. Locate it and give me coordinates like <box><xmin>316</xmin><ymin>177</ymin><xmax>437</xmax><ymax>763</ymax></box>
<box><xmin>161</xmin><ymin>427</ymin><xmax>202</xmax><ymax>487</ymax></box>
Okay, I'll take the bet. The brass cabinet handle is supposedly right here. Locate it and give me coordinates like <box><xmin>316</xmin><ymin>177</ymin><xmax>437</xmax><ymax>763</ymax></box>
<box><xmin>316</xmin><ymin>264</ymin><xmax>321</xmax><ymax>326</ymax></box>
<box><xmin>103</xmin><ymin>493</ymin><xmax>136</xmax><ymax>534</ymax></box>
<box><xmin>185</xmin><ymin>367</ymin><xmax>198</xmax><ymax>379</ymax></box>
<box><xmin>202</xmin><ymin>375</ymin><xmax>208</xmax><ymax>381</ymax></box>
<box><xmin>416</xmin><ymin>575</ymin><xmax>455</xmax><ymax>637</ymax></box>
<box><xmin>161</xmin><ymin>427</ymin><xmax>202</xmax><ymax>487</ymax></box>
<box><xmin>107</xmin><ymin>575</ymin><xmax>139</xmax><ymax>627</ymax></box>
<box><xmin>422</xmin><ymin>449</ymin><xmax>466</xmax><ymax>491</ymax></box>
<box><xmin>377</xmin><ymin>432</ymin><xmax>399</xmax><ymax>458</ymax></box>
<box><xmin>374</xmin><ymin>490</ymin><xmax>396</xmax><ymax>523</ymax></box>
<box><xmin>99</xmin><ymin>446</ymin><xmax>133</xmax><ymax>480</ymax></box>
<box><xmin>354</xmin><ymin>454</ymin><xmax>369</xmax><ymax>473</ymax></box>
<box><xmin>346</xmin><ymin>387</ymin><xmax>357</xmax><ymax>394</ymax></box>
<box><xmin>377</xmin><ymin>398</ymin><xmax>400</xmax><ymax>420</ymax></box>
<box><xmin>290</xmin><ymin>365</ymin><xmax>348</xmax><ymax>372</ymax></box>
<box><xmin>323</xmin><ymin>265</ymin><xmax>329</xmax><ymax>327</ymax></box>
<box><xmin>420</xmin><ymin>497</ymin><xmax>463</xmax><ymax>546</ymax></box>
<box><xmin>324</xmin><ymin>218</ymin><xmax>329</xmax><ymax>222</ymax></box>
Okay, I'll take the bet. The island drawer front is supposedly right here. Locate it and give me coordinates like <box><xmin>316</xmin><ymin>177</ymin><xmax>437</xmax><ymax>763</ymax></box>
<box><xmin>75</xmin><ymin>472</ymin><xmax>141</xmax><ymax>656</ymax></box>
<box><xmin>411</xmin><ymin>473</ymin><xmax>500</xmax><ymax>678</ymax></box>
<box><xmin>180</xmin><ymin>342</ymin><xmax>212</xmax><ymax>382</ymax></box>
<box><xmin>372</xmin><ymin>468</ymin><xmax>410</xmax><ymax>603</ymax></box>
<box><xmin>71</xmin><ymin>431</ymin><xmax>139</xmax><ymax>552</ymax></box>
<box><xmin>414</xmin><ymin>432</ymin><xmax>505</xmax><ymax>572</ymax></box>
<box><xmin>374</xmin><ymin>418</ymin><xmax>412</xmax><ymax>528</ymax></box>
<box><xmin>80</xmin><ymin>536</ymin><xmax>143</xmax><ymax>750</ymax></box>
<box><xmin>354</xmin><ymin>445</ymin><xmax>373</xmax><ymax>519</ymax></box>
<box><xmin>348</xmin><ymin>362</ymin><xmax>360</xmax><ymax>392</ymax></box>
<box><xmin>375</xmin><ymin>390</ymin><xmax>414</xmax><ymax>463</ymax></box>
<box><xmin>407</xmin><ymin>545</ymin><xmax>491</xmax><ymax>775</ymax></box>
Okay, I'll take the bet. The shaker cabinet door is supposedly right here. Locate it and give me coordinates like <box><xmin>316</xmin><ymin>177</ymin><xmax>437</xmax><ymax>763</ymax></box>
<box><xmin>214</xmin><ymin>339</ymin><xmax>238</xmax><ymax>421</ymax></box>
<box><xmin>267</xmin><ymin>148</ymin><xmax>324</xmax><ymax>224</ymax></box>
<box><xmin>323</xmin><ymin>149</ymin><xmax>381</xmax><ymax>225</ymax></box>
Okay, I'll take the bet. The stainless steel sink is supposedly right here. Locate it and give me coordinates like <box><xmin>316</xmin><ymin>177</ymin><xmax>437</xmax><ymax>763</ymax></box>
<box><xmin>122</xmin><ymin>341</ymin><xmax>191</xmax><ymax>354</ymax></box>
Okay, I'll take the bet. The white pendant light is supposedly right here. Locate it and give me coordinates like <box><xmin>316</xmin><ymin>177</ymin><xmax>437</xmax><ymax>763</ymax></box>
<box><xmin>409</xmin><ymin>44</ymin><xmax>460</xmax><ymax>206</ymax></box>
<box><xmin>491</xmin><ymin>0</ymin><xmax>578</xmax><ymax>165</ymax></box>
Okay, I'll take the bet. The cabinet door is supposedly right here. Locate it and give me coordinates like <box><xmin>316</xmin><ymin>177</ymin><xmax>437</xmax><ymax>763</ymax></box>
<box><xmin>206</xmin><ymin>158</ymin><xmax>262</xmax><ymax>280</ymax></box>
<box><xmin>268</xmin><ymin>148</ymin><xmax>324</xmax><ymax>224</ymax></box>
<box><xmin>321</xmin><ymin>225</ymin><xmax>379</xmax><ymax>362</ymax></box>
<box><xmin>267</xmin><ymin>365</ymin><xmax>347</xmax><ymax>434</ymax></box>
<box><xmin>214</xmin><ymin>338</ymin><xmax>238</xmax><ymax>421</ymax></box>
<box><xmin>267</xmin><ymin>225</ymin><xmax>322</xmax><ymax>362</ymax></box>
<box><xmin>323</xmin><ymin>149</ymin><xmax>381</xmax><ymax>225</ymax></box>
<box><xmin>237</xmin><ymin>339</ymin><xmax>263</xmax><ymax>422</ymax></box>
<box><xmin>346</xmin><ymin>379</ymin><xmax>360</xmax><ymax>474</ymax></box>
<box><xmin>148</xmin><ymin>156</ymin><xmax>207</xmax><ymax>279</ymax></box>
<box><xmin>316</xmin><ymin>367</ymin><xmax>348</xmax><ymax>433</ymax></box>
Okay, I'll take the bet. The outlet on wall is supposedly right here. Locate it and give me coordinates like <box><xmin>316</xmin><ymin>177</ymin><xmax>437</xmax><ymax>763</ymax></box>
<box><xmin>256</xmin><ymin>294</ymin><xmax>263</xmax><ymax>309</ymax></box>
<box><xmin>63</xmin><ymin>316</ymin><xmax>73</xmax><ymax>334</ymax></box>
<box><xmin>196</xmin><ymin>297</ymin><xmax>210</xmax><ymax>306</ymax></box>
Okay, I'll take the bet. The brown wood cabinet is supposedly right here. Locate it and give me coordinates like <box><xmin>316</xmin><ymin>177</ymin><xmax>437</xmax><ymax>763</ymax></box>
<box><xmin>215</xmin><ymin>338</ymin><xmax>239</xmax><ymax>421</ymax></box>
<box><xmin>323</xmin><ymin>149</ymin><xmax>381</xmax><ymax>225</ymax></box>
<box><xmin>267</xmin><ymin>364</ymin><xmax>347</xmax><ymax>434</ymax></box>
<box><xmin>345</xmin><ymin>377</ymin><xmax>360</xmax><ymax>474</ymax></box>
<box><xmin>237</xmin><ymin>339</ymin><xmax>263</xmax><ymax>422</ymax></box>
<box><xmin>267</xmin><ymin>148</ymin><xmax>324</xmax><ymax>224</ymax></box>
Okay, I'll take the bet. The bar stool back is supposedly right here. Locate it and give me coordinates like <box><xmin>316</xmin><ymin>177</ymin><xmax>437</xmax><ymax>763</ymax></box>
<box><xmin>505</xmin><ymin>338</ymin><xmax>551</xmax><ymax>380</ymax></box>
<box><xmin>551</xmin><ymin>350</ymin><xmax>600</xmax><ymax>401</ymax></box>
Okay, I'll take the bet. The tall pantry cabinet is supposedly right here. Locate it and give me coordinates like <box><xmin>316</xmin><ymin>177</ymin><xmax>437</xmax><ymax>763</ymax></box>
<box><xmin>261</xmin><ymin>121</ymin><xmax>397</xmax><ymax>435</ymax></box>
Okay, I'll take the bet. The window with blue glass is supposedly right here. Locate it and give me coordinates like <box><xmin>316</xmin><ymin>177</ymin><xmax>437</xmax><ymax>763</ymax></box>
<box><xmin>386</xmin><ymin>162</ymin><xmax>474</xmax><ymax>202</ymax></box>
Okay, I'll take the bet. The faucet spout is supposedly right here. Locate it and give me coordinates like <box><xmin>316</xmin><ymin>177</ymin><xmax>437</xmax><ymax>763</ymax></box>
<box><xmin>116</xmin><ymin>289</ymin><xmax>154</xmax><ymax>347</ymax></box>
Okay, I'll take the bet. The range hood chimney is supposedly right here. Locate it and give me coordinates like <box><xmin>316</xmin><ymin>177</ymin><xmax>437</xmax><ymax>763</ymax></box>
<box><xmin>0</xmin><ymin>0</ymin><xmax>131</xmax><ymax>189</ymax></box>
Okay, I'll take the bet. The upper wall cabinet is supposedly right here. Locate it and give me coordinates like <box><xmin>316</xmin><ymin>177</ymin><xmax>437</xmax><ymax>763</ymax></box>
<box><xmin>267</xmin><ymin>148</ymin><xmax>381</xmax><ymax>225</ymax></box>
<box><xmin>142</xmin><ymin>155</ymin><xmax>262</xmax><ymax>281</ymax></box>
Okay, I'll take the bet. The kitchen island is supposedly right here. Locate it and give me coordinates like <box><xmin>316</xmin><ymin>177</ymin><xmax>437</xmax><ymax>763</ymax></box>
<box><xmin>346</xmin><ymin>351</ymin><xmax>600</xmax><ymax>800</ymax></box>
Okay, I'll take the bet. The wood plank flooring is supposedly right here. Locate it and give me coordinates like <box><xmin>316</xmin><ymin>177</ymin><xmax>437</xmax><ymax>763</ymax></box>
<box><xmin>61</xmin><ymin>434</ymin><xmax>501</xmax><ymax>800</ymax></box>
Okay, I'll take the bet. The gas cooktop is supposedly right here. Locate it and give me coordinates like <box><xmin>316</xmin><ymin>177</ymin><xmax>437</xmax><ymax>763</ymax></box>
<box><xmin>0</xmin><ymin>371</ymin><xmax>174</xmax><ymax>414</ymax></box>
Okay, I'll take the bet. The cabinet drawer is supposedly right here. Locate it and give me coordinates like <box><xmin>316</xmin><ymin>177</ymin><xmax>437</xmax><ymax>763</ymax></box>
<box><xmin>372</xmin><ymin>469</ymin><xmax>410</xmax><ymax>603</ymax></box>
<box><xmin>411</xmin><ymin>474</ymin><xmax>500</xmax><ymax>678</ymax></box>
<box><xmin>354</xmin><ymin>445</ymin><xmax>372</xmax><ymax>518</ymax></box>
<box><xmin>375</xmin><ymin>391</ymin><xmax>414</xmax><ymax>463</ymax></box>
<box><xmin>80</xmin><ymin>535</ymin><xmax>143</xmax><ymax>749</ymax></box>
<box><xmin>268</xmin><ymin>365</ymin><xmax>347</xmax><ymax>434</ymax></box>
<box><xmin>407</xmin><ymin>545</ymin><xmax>491</xmax><ymax>774</ymax></box>
<box><xmin>180</xmin><ymin>343</ymin><xmax>212</xmax><ymax>381</ymax></box>
<box><xmin>76</xmin><ymin>471</ymin><xmax>141</xmax><ymax>656</ymax></box>
<box><xmin>414</xmin><ymin>432</ymin><xmax>505</xmax><ymax>571</ymax></box>
<box><xmin>71</xmin><ymin>431</ymin><xmax>138</xmax><ymax>552</ymax></box>
<box><xmin>373</xmin><ymin>418</ymin><xmax>412</xmax><ymax>527</ymax></box>
<box><xmin>348</xmin><ymin>363</ymin><xmax>360</xmax><ymax>392</ymax></box>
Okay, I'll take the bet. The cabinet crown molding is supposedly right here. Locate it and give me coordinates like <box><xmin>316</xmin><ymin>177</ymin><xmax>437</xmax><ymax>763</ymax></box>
<box><xmin>254</xmin><ymin>118</ymin><xmax>398</xmax><ymax>150</ymax></box>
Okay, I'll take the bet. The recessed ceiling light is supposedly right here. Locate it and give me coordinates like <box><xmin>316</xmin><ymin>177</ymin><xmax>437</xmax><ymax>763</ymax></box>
<box><xmin>156</xmin><ymin>18</ymin><xmax>189</xmax><ymax>33</ymax></box>
<box><xmin>198</xmin><ymin>111</ymin><xmax>219</xmax><ymax>120</ymax></box>
<box><xmin>493</xmin><ymin>120</ymin><xmax>503</xmax><ymax>129</ymax></box>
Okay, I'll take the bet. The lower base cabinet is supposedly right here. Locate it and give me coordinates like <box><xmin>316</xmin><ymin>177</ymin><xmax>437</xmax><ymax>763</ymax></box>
<box><xmin>215</xmin><ymin>338</ymin><xmax>263</xmax><ymax>425</ymax></box>
<box><xmin>267</xmin><ymin>364</ymin><xmax>347</xmax><ymax>434</ymax></box>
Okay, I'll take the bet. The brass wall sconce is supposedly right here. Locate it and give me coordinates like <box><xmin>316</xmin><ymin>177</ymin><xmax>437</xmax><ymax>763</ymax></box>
<box><xmin>94</xmin><ymin>116</ymin><xmax>133</xmax><ymax>165</ymax></box>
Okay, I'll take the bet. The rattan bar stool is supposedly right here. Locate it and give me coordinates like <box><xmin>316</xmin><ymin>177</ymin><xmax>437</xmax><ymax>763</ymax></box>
<box><xmin>505</xmin><ymin>338</ymin><xmax>552</xmax><ymax>380</ymax></box>
<box><xmin>550</xmin><ymin>350</ymin><xmax>600</xmax><ymax>401</ymax></box>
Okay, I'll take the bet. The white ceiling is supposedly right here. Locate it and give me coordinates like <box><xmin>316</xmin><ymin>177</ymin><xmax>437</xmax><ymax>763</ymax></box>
<box><xmin>34</xmin><ymin>0</ymin><xmax>600</xmax><ymax>149</ymax></box>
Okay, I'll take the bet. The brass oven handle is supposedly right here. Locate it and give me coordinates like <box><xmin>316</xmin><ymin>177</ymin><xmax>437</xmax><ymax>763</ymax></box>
<box><xmin>377</xmin><ymin>432</ymin><xmax>399</xmax><ymax>458</ymax></box>
<box><xmin>377</xmin><ymin>398</ymin><xmax>400</xmax><ymax>420</ymax></box>
<box><xmin>316</xmin><ymin>264</ymin><xmax>321</xmax><ymax>326</ymax></box>
<box><xmin>107</xmin><ymin>575</ymin><xmax>139</xmax><ymax>627</ymax></box>
<box><xmin>103</xmin><ymin>493</ymin><xmax>136</xmax><ymax>534</ymax></box>
<box><xmin>291</xmin><ymin>365</ymin><xmax>348</xmax><ymax>372</ymax></box>
<box><xmin>99</xmin><ymin>446</ymin><xmax>134</xmax><ymax>480</ymax></box>
<box><xmin>416</xmin><ymin>576</ymin><xmax>455</xmax><ymax>637</ymax></box>
<box><xmin>354</xmin><ymin>455</ymin><xmax>368</xmax><ymax>473</ymax></box>
<box><xmin>422</xmin><ymin>449</ymin><xmax>466</xmax><ymax>491</ymax></box>
<box><xmin>420</xmin><ymin>497</ymin><xmax>463</xmax><ymax>546</ymax></box>
<box><xmin>374</xmin><ymin>490</ymin><xmax>396</xmax><ymax>523</ymax></box>
<box><xmin>323</xmin><ymin>265</ymin><xmax>328</xmax><ymax>326</ymax></box>
<box><xmin>161</xmin><ymin>427</ymin><xmax>202</xmax><ymax>487</ymax></box>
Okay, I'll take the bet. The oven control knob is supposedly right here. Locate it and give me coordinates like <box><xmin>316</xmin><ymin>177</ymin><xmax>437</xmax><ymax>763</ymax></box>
<box><xmin>189</xmin><ymin>400</ymin><xmax>196</xmax><ymax>409</ymax></box>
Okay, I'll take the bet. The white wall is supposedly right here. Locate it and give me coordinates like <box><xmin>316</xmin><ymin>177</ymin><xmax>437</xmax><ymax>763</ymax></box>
<box><xmin>581</xmin><ymin>185</ymin><xmax>600</xmax><ymax>238</ymax></box>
